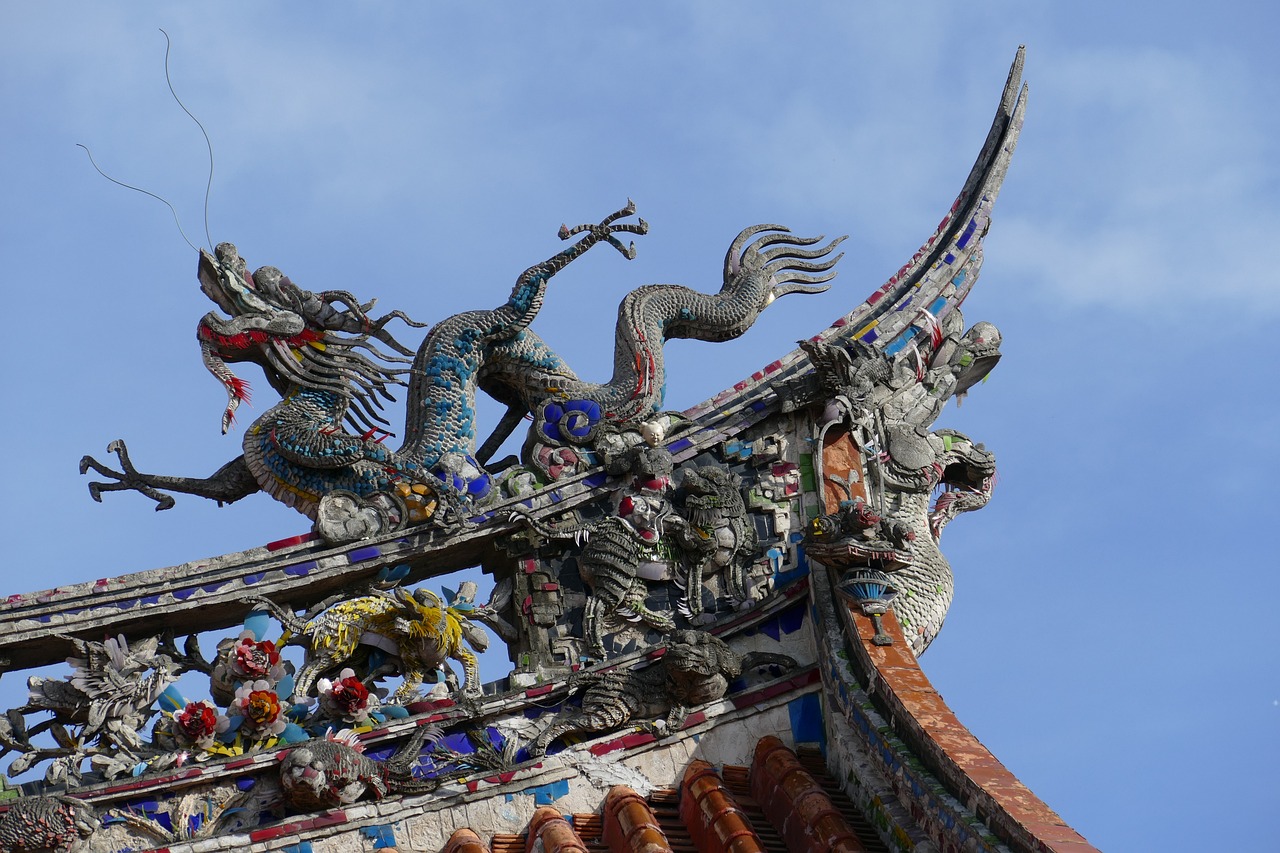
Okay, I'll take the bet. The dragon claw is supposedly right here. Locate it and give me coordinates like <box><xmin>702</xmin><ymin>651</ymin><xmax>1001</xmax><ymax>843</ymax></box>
<box><xmin>80</xmin><ymin>440</ymin><xmax>178</xmax><ymax>511</ymax></box>
<box><xmin>558</xmin><ymin>202</ymin><xmax>649</xmax><ymax>259</ymax></box>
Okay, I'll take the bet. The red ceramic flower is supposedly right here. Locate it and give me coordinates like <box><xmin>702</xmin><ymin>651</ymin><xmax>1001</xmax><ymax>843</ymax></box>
<box><xmin>318</xmin><ymin>667</ymin><xmax>378</xmax><ymax>724</ymax></box>
<box><xmin>174</xmin><ymin>701</ymin><xmax>219</xmax><ymax>747</ymax></box>
<box><xmin>233</xmin><ymin>637</ymin><xmax>281</xmax><ymax>679</ymax></box>
<box><xmin>329</xmin><ymin>675</ymin><xmax>370</xmax><ymax>715</ymax></box>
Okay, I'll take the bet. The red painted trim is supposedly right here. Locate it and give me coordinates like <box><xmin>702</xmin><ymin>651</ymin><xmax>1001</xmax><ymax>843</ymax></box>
<box><xmin>848</xmin><ymin>603</ymin><xmax>1100</xmax><ymax>853</ymax></box>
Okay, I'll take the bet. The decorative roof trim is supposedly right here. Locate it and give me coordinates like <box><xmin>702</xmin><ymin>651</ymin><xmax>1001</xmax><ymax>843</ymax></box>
<box><xmin>843</xmin><ymin>595</ymin><xmax>1100</xmax><ymax>853</ymax></box>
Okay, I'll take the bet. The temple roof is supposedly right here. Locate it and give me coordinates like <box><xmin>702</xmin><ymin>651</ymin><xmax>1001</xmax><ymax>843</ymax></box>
<box><xmin>472</xmin><ymin>738</ymin><xmax>886</xmax><ymax>853</ymax></box>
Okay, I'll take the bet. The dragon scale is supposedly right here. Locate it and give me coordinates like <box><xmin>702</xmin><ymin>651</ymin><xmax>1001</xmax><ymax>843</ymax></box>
<box><xmin>83</xmin><ymin>205</ymin><xmax>840</xmax><ymax>521</ymax></box>
<box><xmin>482</xmin><ymin>224</ymin><xmax>842</xmax><ymax>426</ymax></box>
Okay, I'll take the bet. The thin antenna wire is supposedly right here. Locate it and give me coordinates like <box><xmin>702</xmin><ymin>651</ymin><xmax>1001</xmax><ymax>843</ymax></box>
<box><xmin>160</xmin><ymin>28</ymin><xmax>215</xmax><ymax>251</ymax></box>
<box><xmin>76</xmin><ymin>143</ymin><xmax>200</xmax><ymax>253</ymax></box>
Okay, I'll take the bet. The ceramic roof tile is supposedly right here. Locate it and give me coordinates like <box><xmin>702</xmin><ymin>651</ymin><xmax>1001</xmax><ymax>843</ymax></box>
<box><xmin>601</xmin><ymin>785</ymin><xmax>673</xmax><ymax>853</ymax></box>
<box><xmin>678</xmin><ymin>759</ymin><xmax>767</xmax><ymax>853</ymax></box>
<box><xmin>750</xmin><ymin>736</ymin><xmax>869</xmax><ymax>853</ymax></box>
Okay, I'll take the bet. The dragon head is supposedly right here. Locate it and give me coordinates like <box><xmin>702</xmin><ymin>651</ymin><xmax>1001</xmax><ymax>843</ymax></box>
<box><xmin>951</xmin><ymin>320</ymin><xmax>1003</xmax><ymax>399</ymax></box>
<box><xmin>194</xmin><ymin>243</ymin><xmax>421</xmax><ymax>435</ymax></box>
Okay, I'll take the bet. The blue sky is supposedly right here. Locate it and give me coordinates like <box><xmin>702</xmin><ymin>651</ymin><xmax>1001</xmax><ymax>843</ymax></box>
<box><xmin>2</xmin><ymin>3</ymin><xmax>1277</xmax><ymax>849</ymax></box>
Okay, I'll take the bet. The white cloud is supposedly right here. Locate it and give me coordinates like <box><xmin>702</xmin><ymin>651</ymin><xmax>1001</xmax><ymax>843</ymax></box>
<box><xmin>993</xmin><ymin>46</ymin><xmax>1280</xmax><ymax>314</ymax></box>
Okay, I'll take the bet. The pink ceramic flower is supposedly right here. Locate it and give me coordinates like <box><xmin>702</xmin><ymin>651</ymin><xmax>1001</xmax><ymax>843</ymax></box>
<box><xmin>232</xmin><ymin>636</ymin><xmax>283</xmax><ymax>680</ymax></box>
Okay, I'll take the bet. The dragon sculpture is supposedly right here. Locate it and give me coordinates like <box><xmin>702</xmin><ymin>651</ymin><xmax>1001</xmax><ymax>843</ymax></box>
<box><xmin>0</xmin><ymin>794</ymin><xmax>98</xmax><ymax>853</ymax></box>
<box><xmin>80</xmin><ymin>201</ymin><xmax>843</xmax><ymax>535</ymax></box>
<box><xmin>802</xmin><ymin>307</ymin><xmax>1002</xmax><ymax>654</ymax></box>
<box><xmin>279</xmin><ymin>724</ymin><xmax>442</xmax><ymax>811</ymax></box>
<box><xmin>527</xmin><ymin>629</ymin><xmax>793</xmax><ymax>756</ymax></box>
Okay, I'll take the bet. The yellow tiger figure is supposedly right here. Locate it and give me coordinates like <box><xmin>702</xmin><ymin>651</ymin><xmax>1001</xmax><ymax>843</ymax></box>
<box><xmin>261</xmin><ymin>586</ymin><xmax>487</xmax><ymax>704</ymax></box>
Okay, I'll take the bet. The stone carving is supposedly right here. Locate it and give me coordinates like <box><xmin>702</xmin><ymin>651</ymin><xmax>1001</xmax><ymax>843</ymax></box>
<box><xmin>673</xmin><ymin>465</ymin><xmax>758</xmax><ymax>618</ymax></box>
<box><xmin>80</xmin><ymin>201</ymin><xmax>843</xmax><ymax>543</ymax></box>
<box><xmin>15</xmin><ymin>636</ymin><xmax>179</xmax><ymax>784</ymax></box>
<box><xmin>515</xmin><ymin>499</ymin><xmax>682</xmax><ymax>659</ymax></box>
<box><xmin>803</xmin><ymin>307</ymin><xmax>1001</xmax><ymax>653</ymax></box>
<box><xmin>528</xmin><ymin>630</ymin><xmax>793</xmax><ymax>756</ymax></box>
<box><xmin>508</xmin><ymin>450</ymin><xmax>778</xmax><ymax>660</ymax></box>
<box><xmin>254</xmin><ymin>585</ymin><xmax>490</xmax><ymax>703</ymax></box>
<box><xmin>280</xmin><ymin>724</ymin><xmax>441</xmax><ymax>811</ymax></box>
<box><xmin>98</xmin><ymin>782</ymin><xmax>278</xmax><ymax>846</ymax></box>
<box><xmin>0</xmin><ymin>794</ymin><xmax>98</xmax><ymax>853</ymax></box>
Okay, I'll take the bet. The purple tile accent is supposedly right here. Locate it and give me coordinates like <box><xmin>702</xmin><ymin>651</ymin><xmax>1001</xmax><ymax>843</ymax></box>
<box><xmin>283</xmin><ymin>561</ymin><xmax>317</xmax><ymax>577</ymax></box>
<box><xmin>348</xmin><ymin>546</ymin><xmax>381</xmax><ymax>562</ymax></box>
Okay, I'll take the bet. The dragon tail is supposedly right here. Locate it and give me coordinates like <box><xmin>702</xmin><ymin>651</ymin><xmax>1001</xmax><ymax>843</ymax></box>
<box><xmin>245</xmin><ymin>597</ymin><xmax>306</xmax><ymax>644</ymax></box>
<box><xmin>385</xmin><ymin>722</ymin><xmax>445</xmax><ymax>793</ymax></box>
<box><xmin>739</xmin><ymin>651</ymin><xmax>797</xmax><ymax>675</ymax></box>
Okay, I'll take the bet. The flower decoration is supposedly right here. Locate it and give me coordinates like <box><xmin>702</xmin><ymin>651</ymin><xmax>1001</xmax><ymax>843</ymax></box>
<box><xmin>230</xmin><ymin>634</ymin><xmax>285</xmax><ymax>681</ymax></box>
<box><xmin>317</xmin><ymin>668</ymin><xmax>376</xmax><ymax>725</ymax></box>
<box><xmin>536</xmin><ymin>445</ymin><xmax>582</xmax><ymax>480</ymax></box>
<box><xmin>171</xmin><ymin>700</ymin><xmax>220</xmax><ymax>750</ymax></box>
<box><xmin>540</xmin><ymin>399</ymin><xmax>602</xmax><ymax>444</ymax></box>
<box><xmin>229</xmin><ymin>680</ymin><xmax>287</xmax><ymax>740</ymax></box>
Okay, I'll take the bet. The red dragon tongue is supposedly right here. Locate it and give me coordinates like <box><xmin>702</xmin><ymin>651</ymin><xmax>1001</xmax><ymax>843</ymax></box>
<box><xmin>201</xmin><ymin>334</ymin><xmax>252</xmax><ymax>435</ymax></box>
<box><xmin>221</xmin><ymin>375</ymin><xmax>252</xmax><ymax>434</ymax></box>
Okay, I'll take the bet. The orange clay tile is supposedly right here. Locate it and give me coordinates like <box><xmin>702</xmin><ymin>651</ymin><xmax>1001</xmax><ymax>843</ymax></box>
<box><xmin>489</xmin><ymin>833</ymin><xmax>525</xmax><ymax>853</ymax></box>
<box><xmin>750</xmin><ymin>737</ymin><xmax>869</xmax><ymax>853</ymax></box>
<box><xmin>527</xmin><ymin>806</ymin><xmax>590</xmax><ymax>853</ymax></box>
<box><xmin>602</xmin><ymin>785</ymin><xmax>673</xmax><ymax>853</ymax></box>
<box><xmin>441</xmin><ymin>827</ymin><xmax>487</xmax><ymax>853</ymax></box>
<box><xmin>679</xmin><ymin>759</ymin><xmax>767</xmax><ymax>853</ymax></box>
<box><xmin>848</xmin><ymin>603</ymin><xmax>1101</xmax><ymax>853</ymax></box>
